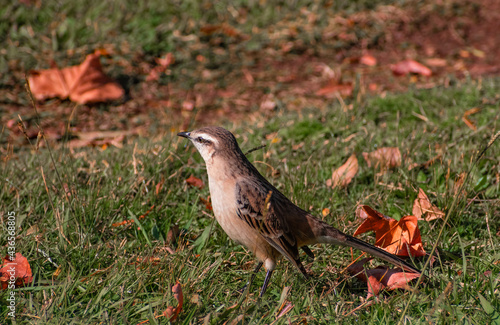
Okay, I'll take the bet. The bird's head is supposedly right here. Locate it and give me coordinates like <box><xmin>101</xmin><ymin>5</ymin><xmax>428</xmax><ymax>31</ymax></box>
<box><xmin>177</xmin><ymin>126</ymin><xmax>241</xmax><ymax>165</ymax></box>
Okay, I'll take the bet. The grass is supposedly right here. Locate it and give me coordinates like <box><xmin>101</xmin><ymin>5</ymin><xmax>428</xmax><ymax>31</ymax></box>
<box><xmin>1</xmin><ymin>78</ymin><xmax>499</xmax><ymax>323</ymax></box>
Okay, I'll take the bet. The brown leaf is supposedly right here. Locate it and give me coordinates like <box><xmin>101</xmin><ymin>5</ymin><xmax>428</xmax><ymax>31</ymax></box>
<box><xmin>28</xmin><ymin>50</ymin><xmax>124</xmax><ymax>104</ymax></box>
<box><xmin>0</xmin><ymin>253</ymin><xmax>33</xmax><ymax>289</ymax></box>
<box><xmin>462</xmin><ymin>107</ymin><xmax>481</xmax><ymax>131</ymax></box>
<box><xmin>347</xmin><ymin>258</ymin><xmax>420</xmax><ymax>298</ymax></box>
<box><xmin>185</xmin><ymin>175</ymin><xmax>204</xmax><ymax>189</ymax></box>
<box><xmin>163</xmin><ymin>282</ymin><xmax>183</xmax><ymax>321</ymax></box>
<box><xmin>199</xmin><ymin>196</ymin><xmax>213</xmax><ymax>211</ymax></box>
<box><xmin>146</xmin><ymin>53</ymin><xmax>174</xmax><ymax>81</ymax></box>
<box><xmin>354</xmin><ymin>205</ymin><xmax>426</xmax><ymax>257</ymax></box>
<box><xmin>362</xmin><ymin>147</ymin><xmax>401</xmax><ymax>170</ymax></box>
<box><xmin>166</xmin><ymin>224</ymin><xmax>181</xmax><ymax>245</ymax></box>
<box><xmin>412</xmin><ymin>188</ymin><xmax>445</xmax><ymax>221</ymax></box>
<box><xmin>391</xmin><ymin>60</ymin><xmax>432</xmax><ymax>77</ymax></box>
<box><xmin>328</xmin><ymin>154</ymin><xmax>358</xmax><ymax>189</ymax></box>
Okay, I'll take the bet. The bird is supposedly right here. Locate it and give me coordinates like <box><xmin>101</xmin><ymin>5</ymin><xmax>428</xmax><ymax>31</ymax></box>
<box><xmin>178</xmin><ymin>126</ymin><xmax>420</xmax><ymax>297</ymax></box>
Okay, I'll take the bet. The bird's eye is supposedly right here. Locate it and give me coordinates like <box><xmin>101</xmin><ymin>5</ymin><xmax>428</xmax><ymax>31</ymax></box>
<box><xmin>196</xmin><ymin>137</ymin><xmax>211</xmax><ymax>144</ymax></box>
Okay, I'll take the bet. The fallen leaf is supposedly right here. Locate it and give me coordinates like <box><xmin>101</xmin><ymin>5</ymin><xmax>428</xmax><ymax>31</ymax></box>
<box><xmin>347</xmin><ymin>258</ymin><xmax>420</xmax><ymax>299</ymax></box>
<box><xmin>354</xmin><ymin>205</ymin><xmax>426</xmax><ymax>257</ymax></box>
<box><xmin>327</xmin><ymin>154</ymin><xmax>358</xmax><ymax>189</ymax></box>
<box><xmin>391</xmin><ymin>60</ymin><xmax>432</xmax><ymax>77</ymax></box>
<box><xmin>199</xmin><ymin>196</ymin><xmax>213</xmax><ymax>211</ymax></box>
<box><xmin>146</xmin><ymin>53</ymin><xmax>175</xmax><ymax>81</ymax></box>
<box><xmin>200</xmin><ymin>24</ymin><xmax>245</xmax><ymax>38</ymax></box>
<box><xmin>425</xmin><ymin>58</ymin><xmax>447</xmax><ymax>67</ymax></box>
<box><xmin>0</xmin><ymin>253</ymin><xmax>33</xmax><ymax>289</ymax></box>
<box><xmin>412</xmin><ymin>188</ymin><xmax>445</xmax><ymax>221</ymax></box>
<box><xmin>316</xmin><ymin>81</ymin><xmax>353</xmax><ymax>97</ymax></box>
<box><xmin>164</xmin><ymin>282</ymin><xmax>183</xmax><ymax>321</ymax></box>
<box><xmin>362</xmin><ymin>147</ymin><xmax>401</xmax><ymax>170</ymax></box>
<box><xmin>186</xmin><ymin>175</ymin><xmax>204</xmax><ymax>189</ymax></box>
<box><xmin>68</xmin><ymin>130</ymin><xmax>139</xmax><ymax>149</ymax></box>
<box><xmin>360</xmin><ymin>54</ymin><xmax>377</xmax><ymax>66</ymax></box>
<box><xmin>462</xmin><ymin>107</ymin><xmax>481</xmax><ymax>131</ymax></box>
<box><xmin>28</xmin><ymin>50</ymin><xmax>124</xmax><ymax>104</ymax></box>
<box><xmin>166</xmin><ymin>224</ymin><xmax>181</xmax><ymax>245</ymax></box>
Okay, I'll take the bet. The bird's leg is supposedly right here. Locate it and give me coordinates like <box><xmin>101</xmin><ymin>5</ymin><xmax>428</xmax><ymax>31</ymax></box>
<box><xmin>238</xmin><ymin>262</ymin><xmax>263</xmax><ymax>293</ymax></box>
<box><xmin>259</xmin><ymin>269</ymin><xmax>274</xmax><ymax>297</ymax></box>
<box><xmin>301</xmin><ymin>246</ymin><xmax>315</xmax><ymax>260</ymax></box>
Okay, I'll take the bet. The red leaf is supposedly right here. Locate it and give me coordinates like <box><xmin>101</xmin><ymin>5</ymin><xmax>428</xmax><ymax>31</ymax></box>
<box><xmin>185</xmin><ymin>175</ymin><xmax>204</xmax><ymax>189</ymax></box>
<box><xmin>391</xmin><ymin>60</ymin><xmax>432</xmax><ymax>77</ymax></box>
<box><xmin>347</xmin><ymin>258</ymin><xmax>420</xmax><ymax>298</ymax></box>
<box><xmin>28</xmin><ymin>50</ymin><xmax>124</xmax><ymax>104</ymax></box>
<box><xmin>0</xmin><ymin>253</ymin><xmax>33</xmax><ymax>289</ymax></box>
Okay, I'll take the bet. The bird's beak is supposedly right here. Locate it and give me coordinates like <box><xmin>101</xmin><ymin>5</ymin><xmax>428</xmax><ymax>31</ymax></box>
<box><xmin>177</xmin><ymin>131</ymin><xmax>191</xmax><ymax>139</ymax></box>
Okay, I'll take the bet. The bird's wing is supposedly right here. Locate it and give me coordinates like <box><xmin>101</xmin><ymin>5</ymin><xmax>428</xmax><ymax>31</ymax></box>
<box><xmin>235</xmin><ymin>179</ymin><xmax>304</xmax><ymax>270</ymax></box>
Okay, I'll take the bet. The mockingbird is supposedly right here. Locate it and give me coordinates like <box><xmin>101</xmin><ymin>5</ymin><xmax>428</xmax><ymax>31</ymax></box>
<box><xmin>178</xmin><ymin>126</ymin><xmax>420</xmax><ymax>297</ymax></box>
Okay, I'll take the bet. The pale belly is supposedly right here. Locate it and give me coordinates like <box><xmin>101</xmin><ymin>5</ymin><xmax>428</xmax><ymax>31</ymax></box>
<box><xmin>208</xmin><ymin>177</ymin><xmax>278</xmax><ymax>269</ymax></box>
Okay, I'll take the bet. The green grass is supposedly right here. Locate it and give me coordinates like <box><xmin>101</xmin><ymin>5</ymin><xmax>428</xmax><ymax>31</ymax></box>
<box><xmin>1</xmin><ymin>78</ymin><xmax>499</xmax><ymax>323</ymax></box>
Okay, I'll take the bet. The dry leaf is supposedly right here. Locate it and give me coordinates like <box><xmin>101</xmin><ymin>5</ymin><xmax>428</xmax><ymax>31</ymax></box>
<box><xmin>68</xmin><ymin>130</ymin><xmax>139</xmax><ymax>149</ymax></box>
<box><xmin>354</xmin><ymin>205</ymin><xmax>426</xmax><ymax>257</ymax></box>
<box><xmin>164</xmin><ymin>282</ymin><xmax>183</xmax><ymax>321</ymax></box>
<box><xmin>462</xmin><ymin>107</ymin><xmax>481</xmax><ymax>131</ymax></box>
<box><xmin>28</xmin><ymin>50</ymin><xmax>124</xmax><ymax>104</ymax></box>
<box><xmin>412</xmin><ymin>188</ymin><xmax>445</xmax><ymax>221</ymax></box>
<box><xmin>425</xmin><ymin>58</ymin><xmax>447</xmax><ymax>67</ymax></box>
<box><xmin>166</xmin><ymin>224</ymin><xmax>181</xmax><ymax>245</ymax></box>
<box><xmin>328</xmin><ymin>154</ymin><xmax>358</xmax><ymax>188</ymax></box>
<box><xmin>146</xmin><ymin>52</ymin><xmax>174</xmax><ymax>81</ymax></box>
<box><xmin>316</xmin><ymin>81</ymin><xmax>353</xmax><ymax>97</ymax></box>
<box><xmin>199</xmin><ymin>196</ymin><xmax>213</xmax><ymax>211</ymax></box>
<box><xmin>347</xmin><ymin>258</ymin><xmax>420</xmax><ymax>299</ymax></box>
<box><xmin>391</xmin><ymin>60</ymin><xmax>432</xmax><ymax>77</ymax></box>
<box><xmin>0</xmin><ymin>253</ymin><xmax>33</xmax><ymax>290</ymax></box>
<box><xmin>362</xmin><ymin>147</ymin><xmax>401</xmax><ymax>170</ymax></box>
<box><xmin>186</xmin><ymin>175</ymin><xmax>204</xmax><ymax>189</ymax></box>
<box><xmin>360</xmin><ymin>54</ymin><xmax>377</xmax><ymax>66</ymax></box>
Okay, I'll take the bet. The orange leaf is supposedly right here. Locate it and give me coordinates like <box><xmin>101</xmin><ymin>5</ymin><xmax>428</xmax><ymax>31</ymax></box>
<box><xmin>328</xmin><ymin>154</ymin><xmax>358</xmax><ymax>189</ymax></box>
<box><xmin>0</xmin><ymin>253</ymin><xmax>33</xmax><ymax>289</ymax></box>
<box><xmin>412</xmin><ymin>188</ymin><xmax>445</xmax><ymax>221</ymax></box>
<box><xmin>462</xmin><ymin>107</ymin><xmax>481</xmax><ymax>131</ymax></box>
<box><xmin>28</xmin><ymin>51</ymin><xmax>124</xmax><ymax>104</ymax></box>
<box><xmin>362</xmin><ymin>147</ymin><xmax>401</xmax><ymax>170</ymax></box>
<box><xmin>347</xmin><ymin>258</ymin><xmax>420</xmax><ymax>298</ymax></box>
<box><xmin>391</xmin><ymin>60</ymin><xmax>432</xmax><ymax>77</ymax></box>
<box><xmin>354</xmin><ymin>205</ymin><xmax>426</xmax><ymax>257</ymax></box>
<box><xmin>360</xmin><ymin>54</ymin><xmax>377</xmax><ymax>66</ymax></box>
<box><xmin>185</xmin><ymin>175</ymin><xmax>204</xmax><ymax>189</ymax></box>
<box><xmin>316</xmin><ymin>81</ymin><xmax>353</xmax><ymax>97</ymax></box>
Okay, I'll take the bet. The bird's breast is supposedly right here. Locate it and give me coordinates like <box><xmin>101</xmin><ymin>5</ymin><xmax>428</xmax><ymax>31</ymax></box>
<box><xmin>207</xmin><ymin>174</ymin><xmax>278</xmax><ymax>263</ymax></box>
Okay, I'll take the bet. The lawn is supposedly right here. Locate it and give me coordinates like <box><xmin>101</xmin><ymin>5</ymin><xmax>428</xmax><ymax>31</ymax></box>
<box><xmin>2</xmin><ymin>79</ymin><xmax>499</xmax><ymax>323</ymax></box>
<box><xmin>1</xmin><ymin>0</ymin><xmax>500</xmax><ymax>324</ymax></box>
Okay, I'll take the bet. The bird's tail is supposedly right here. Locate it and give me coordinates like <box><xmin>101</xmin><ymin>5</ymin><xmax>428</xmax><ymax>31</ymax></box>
<box><xmin>315</xmin><ymin>222</ymin><xmax>421</xmax><ymax>274</ymax></box>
